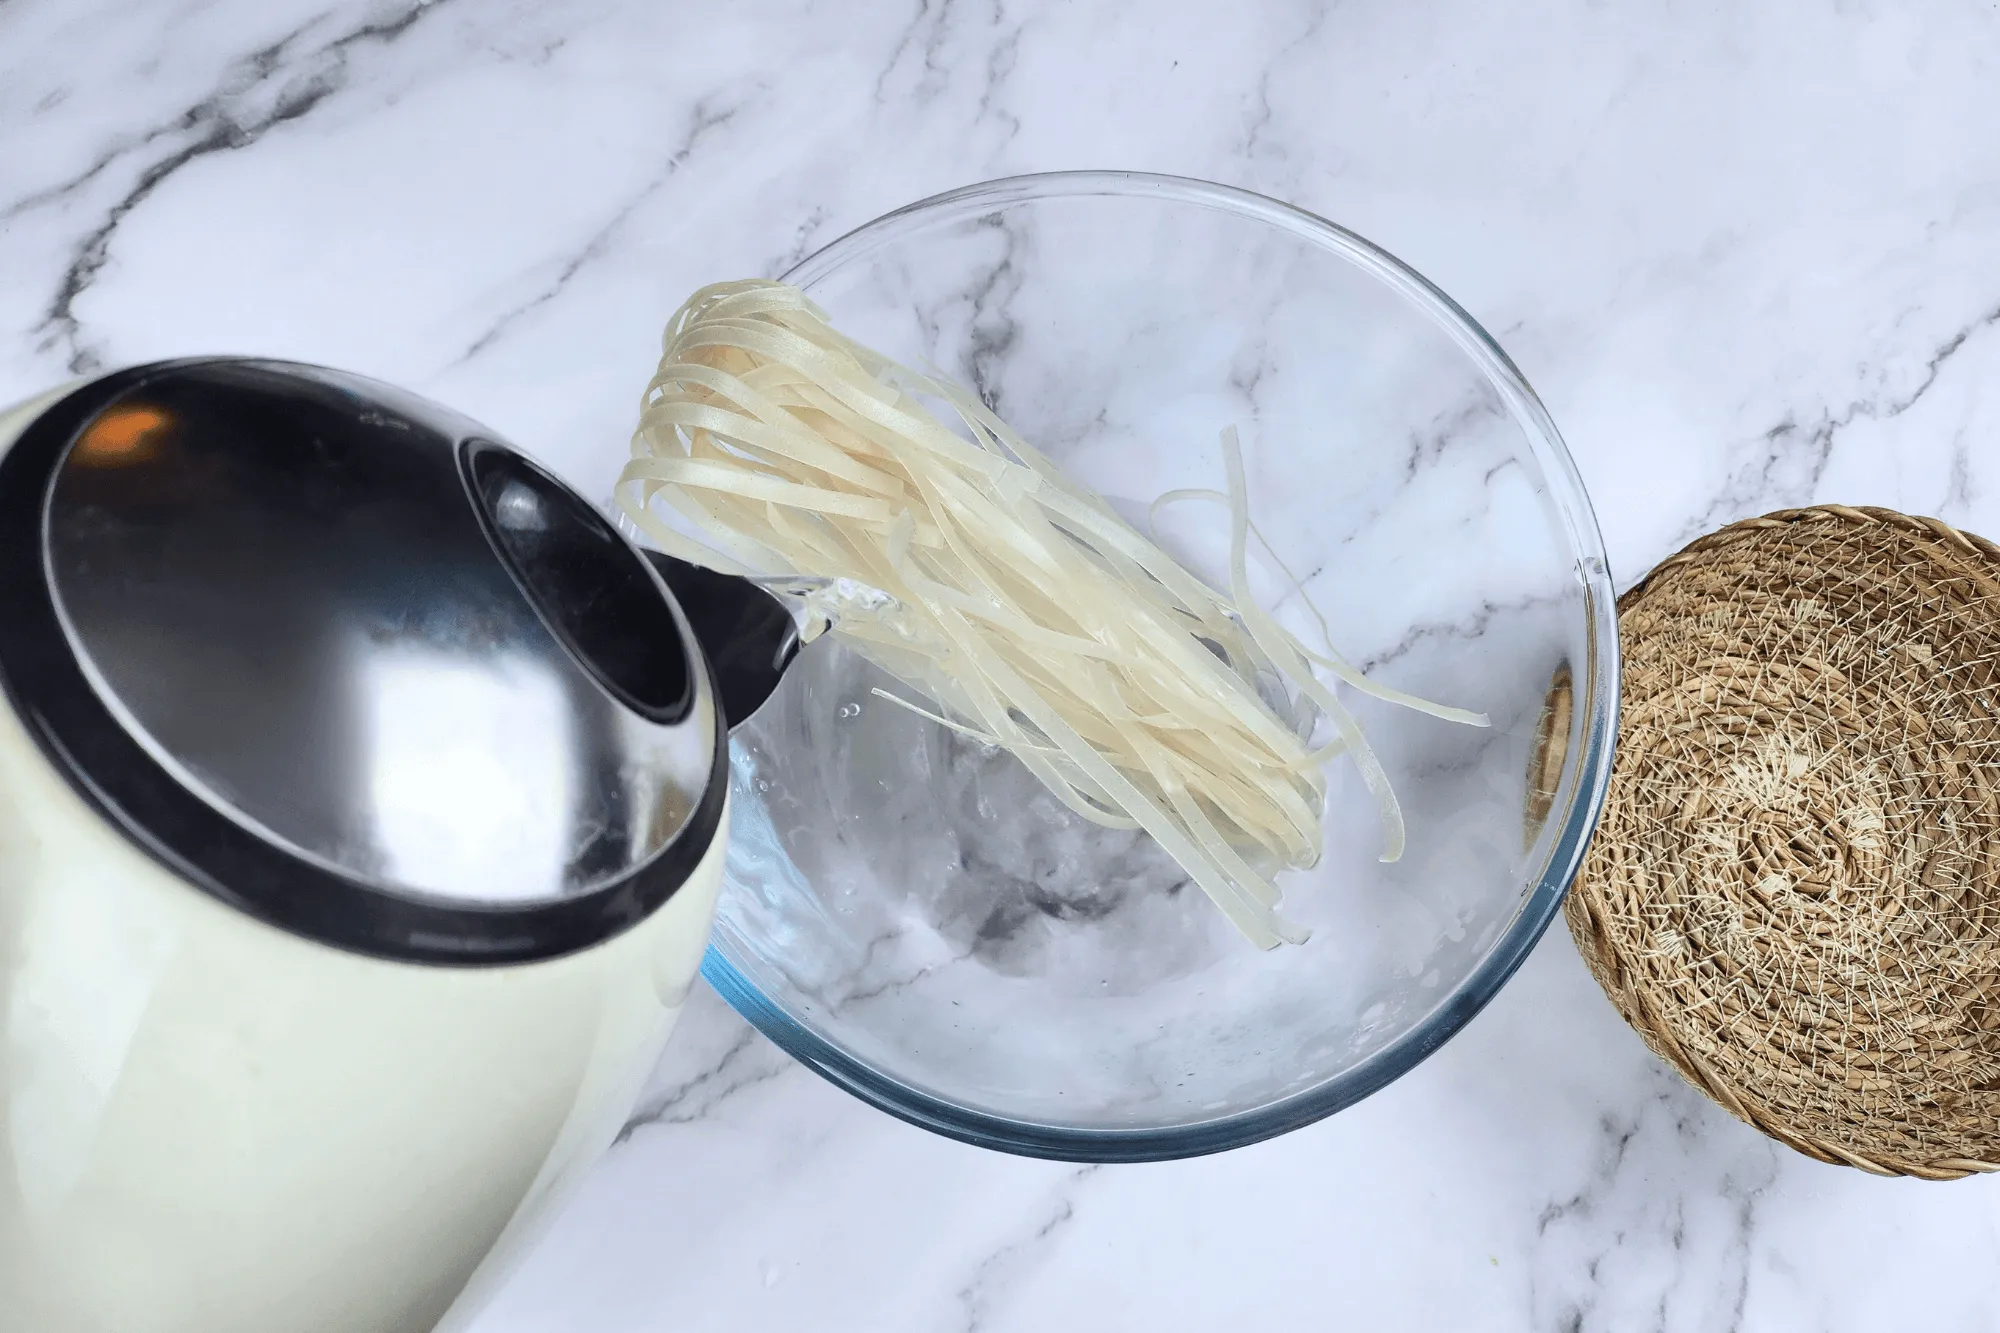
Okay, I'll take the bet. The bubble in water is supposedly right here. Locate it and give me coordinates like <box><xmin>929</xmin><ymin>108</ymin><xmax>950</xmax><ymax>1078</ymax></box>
<box><xmin>837</xmin><ymin>702</ymin><xmax>861</xmax><ymax>719</ymax></box>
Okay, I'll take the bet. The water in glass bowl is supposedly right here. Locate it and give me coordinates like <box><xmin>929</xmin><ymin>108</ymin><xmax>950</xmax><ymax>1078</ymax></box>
<box><xmin>694</xmin><ymin>174</ymin><xmax>1614</xmax><ymax>1159</ymax></box>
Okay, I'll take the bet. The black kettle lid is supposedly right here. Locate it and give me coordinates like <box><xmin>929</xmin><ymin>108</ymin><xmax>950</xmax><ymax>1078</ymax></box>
<box><xmin>0</xmin><ymin>358</ymin><xmax>724</xmax><ymax>965</ymax></box>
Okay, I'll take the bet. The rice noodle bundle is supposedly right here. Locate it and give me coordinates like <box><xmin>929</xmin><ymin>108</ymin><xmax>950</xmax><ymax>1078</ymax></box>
<box><xmin>619</xmin><ymin>279</ymin><xmax>1484</xmax><ymax>947</ymax></box>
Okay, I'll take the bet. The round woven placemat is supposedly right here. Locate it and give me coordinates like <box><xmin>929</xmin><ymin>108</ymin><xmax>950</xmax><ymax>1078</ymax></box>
<box><xmin>1564</xmin><ymin>505</ymin><xmax>2000</xmax><ymax>1179</ymax></box>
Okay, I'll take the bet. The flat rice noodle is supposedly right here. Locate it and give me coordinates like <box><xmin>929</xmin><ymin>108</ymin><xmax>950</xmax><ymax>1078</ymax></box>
<box><xmin>625</xmin><ymin>279</ymin><xmax>1486</xmax><ymax>946</ymax></box>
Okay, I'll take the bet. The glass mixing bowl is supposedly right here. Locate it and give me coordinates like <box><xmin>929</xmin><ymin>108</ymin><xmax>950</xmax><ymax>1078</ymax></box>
<box><xmin>699</xmin><ymin>172</ymin><xmax>1617</xmax><ymax>1160</ymax></box>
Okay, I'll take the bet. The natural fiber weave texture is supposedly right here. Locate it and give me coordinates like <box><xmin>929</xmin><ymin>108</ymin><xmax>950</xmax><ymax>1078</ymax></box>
<box><xmin>1565</xmin><ymin>505</ymin><xmax>2000</xmax><ymax>1179</ymax></box>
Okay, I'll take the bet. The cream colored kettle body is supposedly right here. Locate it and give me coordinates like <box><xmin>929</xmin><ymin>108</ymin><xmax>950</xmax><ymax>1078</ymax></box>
<box><xmin>0</xmin><ymin>366</ymin><xmax>730</xmax><ymax>1333</ymax></box>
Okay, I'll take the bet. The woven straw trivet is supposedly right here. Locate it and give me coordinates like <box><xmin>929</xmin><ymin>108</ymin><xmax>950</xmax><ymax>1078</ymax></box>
<box><xmin>1563</xmin><ymin>505</ymin><xmax>2000</xmax><ymax>1179</ymax></box>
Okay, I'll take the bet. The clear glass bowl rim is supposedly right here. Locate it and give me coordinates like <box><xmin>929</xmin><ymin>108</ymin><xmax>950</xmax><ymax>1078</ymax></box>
<box><xmin>700</xmin><ymin>169</ymin><xmax>1621</xmax><ymax>1162</ymax></box>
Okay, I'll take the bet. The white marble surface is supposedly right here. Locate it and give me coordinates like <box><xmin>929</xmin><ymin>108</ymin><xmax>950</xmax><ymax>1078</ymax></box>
<box><xmin>5</xmin><ymin>1</ymin><xmax>2000</xmax><ymax>1328</ymax></box>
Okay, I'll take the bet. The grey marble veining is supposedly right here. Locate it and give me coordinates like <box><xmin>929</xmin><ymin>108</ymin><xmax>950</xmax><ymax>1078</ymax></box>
<box><xmin>5</xmin><ymin>1</ymin><xmax>2000</xmax><ymax>1329</ymax></box>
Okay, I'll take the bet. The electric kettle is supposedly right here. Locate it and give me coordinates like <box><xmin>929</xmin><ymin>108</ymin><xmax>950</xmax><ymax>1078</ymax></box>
<box><xmin>0</xmin><ymin>359</ymin><xmax>734</xmax><ymax>1333</ymax></box>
